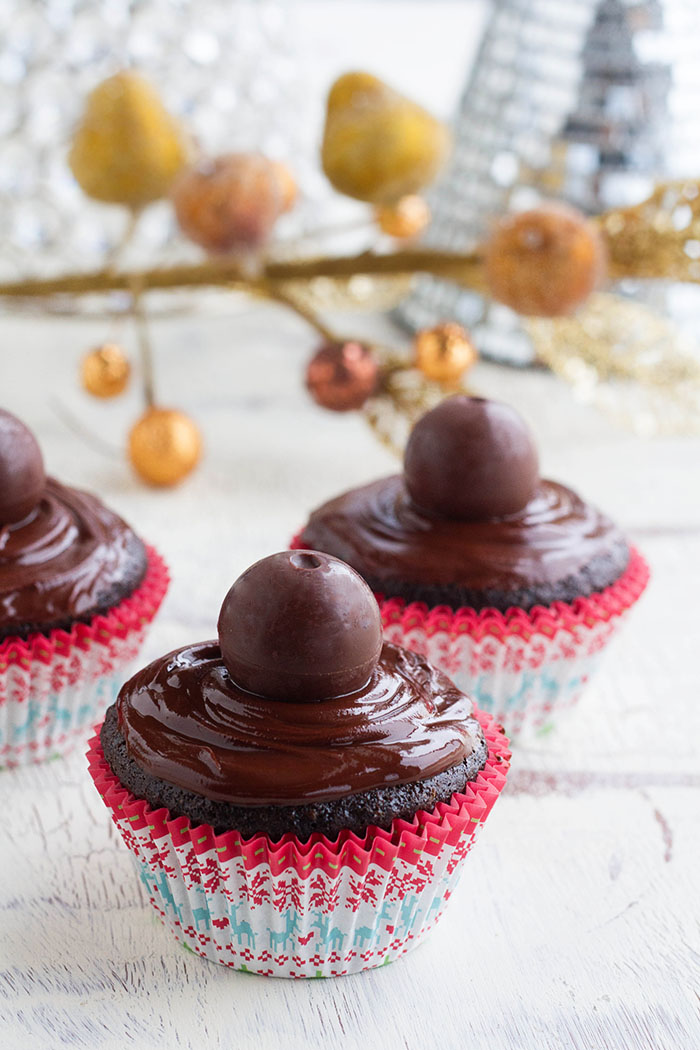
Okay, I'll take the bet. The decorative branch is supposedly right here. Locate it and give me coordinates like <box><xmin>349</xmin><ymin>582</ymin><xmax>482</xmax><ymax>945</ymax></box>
<box><xmin>49</xmin><ymin>398</ymin><xmax>122</xmax><ymax>459</ymax></box>
<box><xmin>256</xmin><ymin>281</ymin><xmax>340</xmax><ymax>343</ymax></box>
<box><xmin>130</xmin><ymin>278</ymin><xmax>156</xmax><ymax>408</ymax></box>
<box><xmin>265</xmin><ymin>248</ymin><xmax>484</xmax><ymax>287</ymax></box>
<box><xmin>0</xmin><ymin>249</ymin><xmax>483</xmax><ymax>301</ymax></box>
<box><xmin>104</xmin><ymin>206</ymin><xmax>142</xmax><ymax>274</ymax></box>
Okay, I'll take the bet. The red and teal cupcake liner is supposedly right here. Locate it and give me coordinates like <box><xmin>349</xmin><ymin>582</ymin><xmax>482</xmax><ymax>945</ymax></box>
<box><xmin>291</xmin><ymin>535</ymin><xmax>648</xmax><ymax>741</ymax></box>
<box><xmin>87</xmin><ymin>708</ymin><xmax>510</xmax><ymax>978</ymax></box>
<box><xmin>0</xmin><ymin>546</ymin><xmax>169</xmax><ymax>767</ymax></box>
<box><xmin>378</xmin><ymin>547</ymin><xmax>649</xmax><ymax>740</ymax></box>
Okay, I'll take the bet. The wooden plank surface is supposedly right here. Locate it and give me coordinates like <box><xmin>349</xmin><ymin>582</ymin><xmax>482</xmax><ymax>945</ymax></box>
<box><xmin>1</xmin><ymin>309</ymin><xmax>699</xmax><ymax>1050</ymax></box>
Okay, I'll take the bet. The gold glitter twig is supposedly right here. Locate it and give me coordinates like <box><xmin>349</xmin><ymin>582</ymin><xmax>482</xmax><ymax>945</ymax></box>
<box><xmin>253</xmin><ymin>281</ymin><xmax>340</xmax><ymax>343</ymax></box>
<box><xmin>130</xmin><ymin>278</ymin><xmax>156</xmax><ymax>408</ymax></box>
<box><xmin>103</xmin><ymin>206</ymin><xmax>142</xmax><ymax>275</ymax></box>
<box><xmin>0</xmin><ymin>249</ymin><xmax>483</xmax><ymax>301</ymax></box>
<box><xmin>49</xmin><ymin>398</ymin><xmax>122</xmax><ymax>459</ymax></box>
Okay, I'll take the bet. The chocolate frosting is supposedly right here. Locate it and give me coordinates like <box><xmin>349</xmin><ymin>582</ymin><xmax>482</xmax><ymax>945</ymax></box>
<box><xmin>299</xmin><ymin>475</ymin><xmax>626</xmax><ymax>594</ymax></box>
<box><xmin>116</xmin><ymin>640</ymin><xmax>479</xmax><ymax>806</ymax></box>
<box><xmin>0</xmin><ymin>477</ymin><xmax>146</xmax><ymax>635</ymax></box>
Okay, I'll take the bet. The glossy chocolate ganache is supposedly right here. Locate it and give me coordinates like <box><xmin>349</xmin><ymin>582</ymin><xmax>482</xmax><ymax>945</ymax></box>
<box><xmin>299</xmin><ymin>396</ymin><xmax>629</xmax><ymax>612</ymax></box>
<box><xmin>103</xmin><ymin>551</ymin><xmax>486</xmax><ymax>839</ymax></box>
<box><xmin>114</xmin><ymin>639</ymin><xmax>479</xmax><ymax>805</ymax></box>
<box><xmin>0</xmin><ymin>410</ymin><xmax>147</xmax><ymax>640</ymax></box>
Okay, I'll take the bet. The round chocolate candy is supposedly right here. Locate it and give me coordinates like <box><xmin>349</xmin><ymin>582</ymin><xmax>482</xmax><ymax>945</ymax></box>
<box><xmin>404</xmin><ymin>395</ymin><xmax>539</xmax><ymax>520</ymax></box>
<box><xmin>218</xmin><ymin>550</ymin><xmax>383</xmax><ymax>702</ymax></box>
<box><xmin>0</xmin><ymin>409</ymin><xmax>46</xmax><ymax>524</ymax></box>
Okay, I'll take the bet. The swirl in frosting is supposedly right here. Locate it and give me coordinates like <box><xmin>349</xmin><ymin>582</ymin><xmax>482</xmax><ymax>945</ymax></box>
<box><xmin>116</xmin><ymin>640</ymin><xmax>479</xmax><ymax>805</ymax></box>
<box><xmin>300</xmin><ymin>476</ymin><xmax>627</xmax><ymax>594</ymax></box>
<box><xmin>0</xmin><ymin>477</ymin><xmax>146</xmax><ymax>636</ymax></box>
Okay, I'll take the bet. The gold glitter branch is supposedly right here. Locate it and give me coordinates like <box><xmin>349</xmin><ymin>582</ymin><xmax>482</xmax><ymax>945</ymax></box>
<box><xmin>0</xmin><ymin>249</ymin><xmax>483</xmax><ymax>302</ymax></box>
<box><xmin>2</xmin><ymin>178</ymin><xmax>700</xmax><ymax>309</ymax></box>
<box><xmin>5</xmin><ymin>178</ymin><xmax>700</xmax><ymax>448</ymax></box>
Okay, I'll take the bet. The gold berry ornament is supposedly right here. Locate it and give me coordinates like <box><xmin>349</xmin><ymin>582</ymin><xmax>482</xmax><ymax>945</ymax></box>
<box><xmin>172</xmin><ymin>153</ymin><xmax>294</xmax><ymax>254</ymax></box>
<box><xmin>376</xmin><ymin>195</ymin><xmax>431</xmax><ymax>238</ymax></box>
<box><xmin>128</xmin><ymin>407</ymin><xmax>202</xmax><ymax>487</ymax></box>
<box><xmin>321</xmin><ymin>72</ymin><xmax>451</xmax><ymax>204</ymax></box>
<box><xmin>306</xmin><ymin>341</ymin><xmax>379</xmax><ymax>412</ymax></box>
<box><xmin>414</xmin><ymin>323</ymin><xmax>477</xmax><ymax>384</ymax></box>
<box><xmin>69</xmin><ymin>71</ymin><xmax>188</xmax><ymax>207</ymax></box>
<box><xmin>80</xmin><ymin>343</ymin><xmax>131</xmax><ymax>398</ymax></box>
<box><xmin>483</xmin><ymin>202</ymin><xmax>606</xmax><ymax>317</ymax></box>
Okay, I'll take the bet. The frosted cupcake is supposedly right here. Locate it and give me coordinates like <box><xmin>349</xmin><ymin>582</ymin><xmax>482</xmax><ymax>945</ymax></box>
<box><xmin>88</xmin><ymin>550</ymin><xmax>509</xmax><ymax>978</ymax></box>
<box><xmin>0</xmin><ymin>409</ymin><xmax>168</xmax><ymax>765</ymax></box>
<box><xmin>295</xmin><ymin>396</ymin><xmax>649</xmax><ymax>738</ymax></box>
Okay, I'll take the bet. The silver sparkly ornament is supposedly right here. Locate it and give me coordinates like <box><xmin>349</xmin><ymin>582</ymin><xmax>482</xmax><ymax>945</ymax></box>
<box><xmin>398</xmin><ymin>0</ymin><xmax>700</xmax><ymax>365</ymax></box>
<box><xmin>0</xmin><ymin>0</ymin><xmax>309</xmax><ymax>284</ymax></box>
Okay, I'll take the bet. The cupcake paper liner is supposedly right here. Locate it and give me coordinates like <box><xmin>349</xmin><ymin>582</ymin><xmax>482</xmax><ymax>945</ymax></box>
<box><xmin>291</xmin><ymin>537</ymin><xmax>649</xmax><ymax>741</ymax></box>
<box><xmin>379</xmin><ymin>548</ymin><xmax>649</xmax><ymax>740</ymax></box>
<box><xmin>87</xmin><ymin>710</ymin><xmax>510</xmax><ymax>978</ymax></box>
<box><xmin>0</xmin><ymin>546</ymin><xmax>169</xmax><ymax>767</ymax></box>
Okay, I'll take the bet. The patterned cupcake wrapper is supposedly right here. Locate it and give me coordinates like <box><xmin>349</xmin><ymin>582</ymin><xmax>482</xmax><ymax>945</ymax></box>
<box><xmin>0</xmin><ymin>547</ymin><xmax>169</xmax><ymax>767</ymax></box>
<box><xmin>379</xmin><ymin>547</ymin><xmax>649</xmax><ymax>740</ymax></box>
<box><xmin>87</xmin><ymin>710</ymin><xmax>510</xmax><ymax>978</ymax></box>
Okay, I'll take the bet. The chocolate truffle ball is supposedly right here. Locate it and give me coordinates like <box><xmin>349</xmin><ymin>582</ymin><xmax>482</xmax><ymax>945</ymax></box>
<box><xmin>0</xmin><ymin>409</ymin><xmax>46</xmax><ymax>524</ymax></box>
<box><xmin>218</xmin><ymin>550</ymin><xmax>383</xmax><ymax>702</ymax></box>
<box><xmin>404</xmin><ymin>396</ymin><xmax>539</xmax><ymax>520</ymax></box>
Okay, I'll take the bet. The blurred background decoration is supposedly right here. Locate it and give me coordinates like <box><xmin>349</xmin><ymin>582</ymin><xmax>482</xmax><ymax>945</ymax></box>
<box><xmin>0</xmin><ymin>0</ymin><xmax>315</xmax><ymax>280</ymax></box>
<box><xmin>1</xmin><ymin>0</ymin><xmax>700</xmax><ymax>485</ymax></box>
<box><xmin>398</xmin><ymin>0</ymin><xmax>700</xmax><ymax>432</ymax></box>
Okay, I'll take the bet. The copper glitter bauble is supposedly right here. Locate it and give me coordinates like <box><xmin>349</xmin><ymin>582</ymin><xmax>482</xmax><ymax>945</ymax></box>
<box><xmin>376</xmin><ymin>195</ymin><xmax>430</xmax><ymax>238</ymax></box>
<box><xmin>81</xmin><ymin>343</ymin><xmax>131</xmax><ymax>398</ymax></box>
<box><xmin>172</xmin><ymin>153</ymin><xmax>289</xmax><ymax>254</ymax></box>
<box><xmin>128</xmin><ymin>407</ymin><xmax>202</xmax><ymax>487</ymax></box>
<box><xmin>483</xmin><ymin>202</ymin><xmax>606</xmax><ymax>317</ymax></box>
<box><xmin>414</xmin><ymin>322</ymin><xmax>477</xmax><ymax>384</ymax></box>
<box><xmin>305</xmin><ymin>341</ymin><xmax>379</xmax><ymax>412</ymax></box>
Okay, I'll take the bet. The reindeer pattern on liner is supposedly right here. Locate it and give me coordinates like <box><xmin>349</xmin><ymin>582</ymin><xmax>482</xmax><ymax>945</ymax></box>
<box><xmin>10</xmin><ymin>700</ymin><xmax>43</xmax><ymax>741</ymax></box>
<box><xmin>228</xmin><ymin>904</ymin><xmax>256</xmax><ymax>947</ymax></box>
<box><xmin>268</xmin><ymin>910</ymin><xmax>300</xmax><ymax>952</ymax></box>
<box><xmin>0</xmin><ymin>624</ymin><xmax>150</xmax><ymax>762</ymax></box>
<box><xmin>399</xmin><ymin>894</ymin><xmax>421</xmax><ymax>937</ymax></box>
<box><xmin>352</xmin><ymin>925</ymin><xmax>374</xmax><ymax>948</ymax></box>
<box><xmin>129</xmin><ymin>857</ymin><xmax>471</xmax><ymax>977</ymax></box>
<box><xmin>452</xmin><ymin>649</ymin><xmax>595</xmax><ymax>730</ymax></box>
<box><xmin>155</xmin><ymin>869</ymin><xmax>175</xmax><ymax>906</ymax></box>
<box><xmin>312</xmin><ymin>912</ymin><xmax>346</xmax><ymax>951</ymax></box>
<box><xmin>137</xmin><ymin>863</ymin><xmax>176</xmax><ymax>912</ymax></box>
<box><xmin>137</xmin><ymin>864</ymin><xmax>154</xmax><ymax>900</ymax></box>
<box><xmin>135</xmin><ymin>856</ymin><xmax>460</xmax><ymax>969</ymax></box>
<box><xmin>190</xmin><ymin>886</ymin><xmax>210</xmax><ymax>931</ymax></box>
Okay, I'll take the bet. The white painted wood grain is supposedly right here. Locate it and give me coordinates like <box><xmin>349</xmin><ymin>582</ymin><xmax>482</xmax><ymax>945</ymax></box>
<box><xmin>1</xmin><ymin>302</ymin><xmax>699</xmax><ymax>1050</ymax></box>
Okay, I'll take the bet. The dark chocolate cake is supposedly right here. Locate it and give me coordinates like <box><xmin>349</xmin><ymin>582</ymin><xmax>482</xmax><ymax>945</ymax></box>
<box><xmin>101</xmin><ymin>551</ymin><xmax>487</xmax><ymax>841</ymax></box>
<box><xmin>0</xmin><ymin>410</ymin><xmax>148</xmax><ymax>641</ymax></box>
<box><xmin>298</xmin><ymin>396</ymin><xmax>630</xmax><ymax>613</ymax></box>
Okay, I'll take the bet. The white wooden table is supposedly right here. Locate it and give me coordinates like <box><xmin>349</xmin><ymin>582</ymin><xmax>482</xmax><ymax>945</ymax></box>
<box><xmin>1</xmin><ymin>305</ymin><xmax>699</xmax><ymax>1050</ymax></box>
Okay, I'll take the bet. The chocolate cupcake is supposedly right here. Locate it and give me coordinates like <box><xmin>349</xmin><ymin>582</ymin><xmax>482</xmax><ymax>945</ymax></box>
<box><xmin>88</xmin><ymin>550</ymin><xmax>509</xmax><ymax>978</ymax></box>
<box><xmin>295</xmin><ymin>396</ymin><xmax>649</xmax><ymax>738</ymax></box>
<box><xmin>0</xmin><ymin>409</ymin><xmax>168</xmax><ymax>766</ymax></box>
